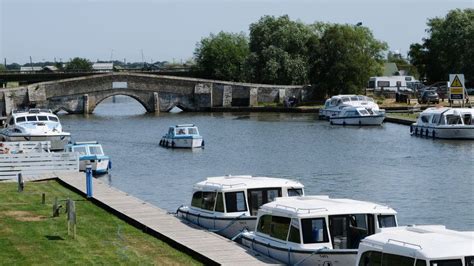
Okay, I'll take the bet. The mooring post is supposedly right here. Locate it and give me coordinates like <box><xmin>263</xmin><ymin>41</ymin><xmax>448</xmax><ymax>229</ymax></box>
<box><xmin>42</xmin><ymin>193</ymin><xmax>46</xmax><ymax>204</ymax></box>
<box><xmin>86</xmin><ymin>164</ymin><xmax>93</xmax><ymax>198</ymax></box>
<box><xmin>17</xmin><ymin>173</ymin><xmax>24</xmax><ymax>192</ymax></box>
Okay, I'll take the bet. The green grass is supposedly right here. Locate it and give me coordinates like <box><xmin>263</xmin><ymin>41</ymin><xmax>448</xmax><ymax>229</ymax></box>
<box><xmin>0</xmin><ymin>180</ymin><xmax>201</xmax><ymax>265</ymax></box>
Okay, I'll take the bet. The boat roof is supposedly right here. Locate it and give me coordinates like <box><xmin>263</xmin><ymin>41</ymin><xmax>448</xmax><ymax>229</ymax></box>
<box><xmin>11</xmin><ymin>109</ymin><xmax>56</xmax><ymax>117</ymax></box>
<box><xmin>193</xmin><ymin>175</ymin><xmax>304</xmax><ymax>192</ymax></box>
<box><xmin>173</xmin><ymin>124</ymin><xmax>196</xmax><ymax>128</ymax></box>
<box><xmin>420</xmin><ymin>107</ymin><xmax>474</xmax><ymax>115</ymax></box>
<box><xmin>259</xmin><ymin>196</ymin><xmax>396</xmax><ymax>218</ymax></box>
<box><xmin>361</xmin><ymin>225</ymin><xmax>474</xmax><ymax>259</ymax></box>
<box><xmin>69</xmin><ymin>141</ymin><xmax>101</xmax><ymax>147</ymax></box>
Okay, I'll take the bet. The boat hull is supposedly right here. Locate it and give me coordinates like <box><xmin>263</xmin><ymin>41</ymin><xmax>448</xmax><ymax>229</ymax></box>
<box><xmin>411</xmin><ymin>124</ymin><xmax>474</xmax><ymax>139</ymax></box>
<box><xmin>241</xmin><ymin>234</ymin><xmax>357</xmax><ymax>266</ymax></box>
<box><xmin>0</xmin><ymin>133</ymin><xmax>71</xmax><ymax>151</ymax></box>
<box><xmin>330</xmin><ymin>115</ymin><xmax>385</xmax><ymax>126</ymax></box>
<box><xmin>177</xmin><ymin>207</ymin><xmax>255</xmax><ymax>239</ymax></box>
<box><xmin>160</xmin><ymin>137</ymin><xmax>203</xmax><ymax>148</ymax></box>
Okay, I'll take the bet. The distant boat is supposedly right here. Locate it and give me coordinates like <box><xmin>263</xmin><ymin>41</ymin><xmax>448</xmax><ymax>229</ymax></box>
<box><xmin>319</xmin><ymin>95</ymin><xmax>383</xmax><ymax>120</ymax></box>
<box><xmin>169</xmin><ymin>106</ymin><xmax>183</xmax><ymax>113</ymax></box>
<box><xmin>66</xmin><ymin>141</ymin><xmax>111</xmax><ymax>174</ymax></box>
<box><xmin>411</xmin><ymin>107</ymin><xmax>474</xmax><ymax>139</ymax></box>
<box><xmin>330</xmin><ymin>106</ymin><xmax>385</xmax><ymax>126</ymax></box>
<box><xmin>159</xmin><ymin>124</ymin><xmax>204</xmax><ymax>148</ymax></box>
<box><xmin>0</xmin><ymin>109</ymin><xmax>71</xmax><ymax>151</ymax></box>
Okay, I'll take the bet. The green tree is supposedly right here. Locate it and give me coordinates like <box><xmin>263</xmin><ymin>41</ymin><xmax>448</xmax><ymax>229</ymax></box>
<box><xmin>409</xmin><ymin>8</ymin><xmax>473</xmax><ymax>84</ymax></box>
<box><xmin>309</xmin><ymin>24</ymin><xmax>387</xmax><ymax>96</ymax></box>
<box><xmin>245</xmin><ymin>15</ymin><xmax>313</xmax><ymax>85</ymax></box>
<box><xmin>0</xmin><ymin>64</ymin><xmax>6</xmax><ymax>72</ymax></box>
<box><xmin>194</xmin><ymin>31</ymin><xmax>249</xmax><ymax>81</ymax></box>
<box><xmin>65</xmin><ymin>57</ymin><xmax>92</xmax><ymax>72</ymax></box>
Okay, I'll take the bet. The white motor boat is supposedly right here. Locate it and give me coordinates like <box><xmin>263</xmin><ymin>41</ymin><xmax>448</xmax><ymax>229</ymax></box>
<box><xmin>240</xmin><ymin>196</ymin><xmax>398</xmax><ymax>266</ymax></box>
<box><xmin>65</xmin><ymin>141</ymin><xmax>111</xmax><ymax>174</ymax></box>
<box><xmin>330</xmin><ymin>106</ymin><xmax>385</xmax><ymax>126</ymax></box>
<box><xmin>0</xmin><ymin>109</ymin><xmax>71</xmax><ymax>151</ymax></box>
<box><xmin>159</xmin><ymin>124</ymin><xmax>204</xmax><ymax>148</ymax></box>
<box><xmin>411</xmin><ymin>107</ymin><xmax>474</xmax><ymax>139</ymax></box>
<box><xmin>356</xmin><ymin>225</ymin><xmax>474</xmax><ymax>266</ymax></box>
<box><xmin>319</xmin><ymin>95</ymin><xmax>382</xmax><ymax>120</ymax></box>
<box><xmin>176</xmin><ymin>175</ymin><xmax>304</xmax><ymax>239</ymax></box>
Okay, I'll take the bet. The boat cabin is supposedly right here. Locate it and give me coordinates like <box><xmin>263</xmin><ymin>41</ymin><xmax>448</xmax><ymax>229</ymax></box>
<box><xmin>66</xmin><ymin>141</ymin><xmax>110</xmax><ymax>174</ymax></box>
<box><xmin>189</xmin><ymin>175</ymin><xmax>304</xmax><ymax>216</ymax></box>
<box><xmin>357</xmin><ymin>225</ymin><xmax>474</xmax><ymax>266</ymax></box>
<box><xmin>416</xmin><ymin>108</ymin><xmax>474</xmax><ymax>126</ymax></box>
<box><xmin>166</xmin><ymin>124</ymin><xmax>200</xmax><ymax>138</ymax></box>
<box><xmin>253</xmin><ymin>196</ymin><xmax>397</xmax><ymax>250</ymax></box>
<box><xmin>5</xmin><ymin>109</ymin><xmax>60</xmax><ymax>128</ymax></box>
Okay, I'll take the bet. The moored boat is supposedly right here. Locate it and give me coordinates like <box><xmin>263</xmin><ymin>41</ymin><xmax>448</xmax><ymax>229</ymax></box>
<box><xmin>176</xmin><ymin>175</ymin><xmax>304</xmax><ymax>239</ymax></box>
<box><xmin>240</xmin><ymin>196</ymin><xmax>398</xmax><ymax>265</ymax></box>
<box><xmin>330</xmin><ymin>106</ymin><xmax>385</xmax><ymax>126</ymax></box>
<box><xmin>319</xmin><ymin>95</ymin><xmax>382</xmax><ymax>120</ymax></box>
<box><xmin>159</xmin><ymin>124</ymin><xmax>204</xmax><ymax>148</ymax></box>
<box><xmin>0</xmin><ymin>109</ymin><xmax>71</xmax><ymax>151</ymax></box>
<box><xmin>356</xmin><ymin>225</ymin><xmax>474</xmax><ymax>266</ymax></box>
<box><xmin>66</xmin><ymin>141</ymin><xmax>111</xmax><ymax>174</ymax></box>
<box><xmin>410</xmin><ymin>107</ymin><xmax>474</xmax><ymax>139</ymax></box>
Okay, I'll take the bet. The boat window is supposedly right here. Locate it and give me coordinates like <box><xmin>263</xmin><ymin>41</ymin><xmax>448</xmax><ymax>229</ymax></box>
<box><xmin>430</xmin><ymin>259</ymin><xmax>463</xmax><ymax>266</ymax></box>
<box><xmin>358</xmin><ymin>109</ymin><xmax>369</xmax><ymax>115</ymax></box>
<box><xmin>215</xmin><ymin>192</ymin><xmax>224</xmax><ymax>212</ymax></box>
<box><xmin>367</xmin><ymin>97</ymin><xmax>374</xmax><ymax>102</ymax></box>
<box><xmin>351</xmin><ymin>96</ymin><xmax>358</xmax><ymax>101</ymax></box>
<box><xmin>168</xmin><ymin>128</ymin><xmax>174</xmax><ymax>135</ymax></box>
<box><xmin>15</xmin><ymin>117</ymin><xmax>26</xmax><ymax>123</ymax></box>
<box><xmin>301</xmin><ymin>218</ymin><xmax>329</xmax><ymax>244</ymax></box>
<box><xmin>378</xmin><ymin>215</ymin><xmax>397</xmax><ymax>228</ymax></box>
<box><xmin>257</xmin><ymin>214</ymin><xmax>272</xmax><ymax>234</ymax></box>
<box><xmin>357</xmin><ymin>96</ymin><xmax>365</xmax><ymax>101</ymax></box>
<box><xmin>256</xmin><ymin>214</ymin><xmax>291</xmax><ymax>241</ymax></box>
<box><xmin>176</xmin><ymin>128</ymin><xmax>186</xmax><ymax>135</ymax></box>
<box><xmin>331</xmin><ymin>99</ymin><xmax>337</xmax><ymax>106</ymax></box>
<box><xmin>336</xmin><ymin>99</ymin><xmax>342</xmax><ymax>106</ymax></box>
<box><xmin>72</xmin><ymin>146</ymin><xmax>88</xmax><ymax>155</ymax></box>
<box><xmin>48</xmin><ymin>116</ymin><xmax>58</xmax><ymax>122</ymax></box>
<box><xmin>188</xmin><ymin>127</ymin><xmax>198</xmax><ymax>135</ymax></box>
<box><xmin>463</xmin><ymin>114</ymin><xmax>472</xmax><ymax>125</ymax></box>
<box><xmin>191</xmin><ymin>191</ymin><xmax>217</xmax><ymax>211</ymax></box>
<box><xmin>446</xmin><ymin>115</ymin><xmax>462</xmax><ymax>125</ymax></box>
<box><xmin>9</xmin><ymin>118</ymin><xmax>15</xmax><ymax>125</ymax></box>
<box><xmin>27</xmin><ymin>116</ymin><xmax>38</xmax><ymax>122</ymax></box>
<box><xmin>248</xmin><ymin>188</ymin><xmax>282</xmax><ymax>216</ymax></box>
<box><xmin>465</xmin><ymin>256</ymin><xmax>474</xmax><ymax>266</ymax></box>
<box><xmin>288</xmin><ymin>218</ymin><xmax>301</xmax><ymax>243</ymax></box>
<box><xmin>358</xmin><ymin>251</ymin><xmax>382</xmax><ymax>266</ymax></box>
<box><xmin>89</xmin><ymin>146</ymin><xmax>104</xmax><ymax>155</ymax></box>
<box><xmin>329</xmin><ymin>214</ymin><xmax>370</xmax><ymax>249</ymax></box>
<box><xmin>421</xmin><ymin>116</ymin><xmax>430</xmax><ymax>123</ymax></box>
<box><xmin>38</xmin><ymin>116</ymin><xmax>48</xmax><ymax>121</ymax></box>
<box><xmin>288</xmin><ymin>188</ymin><xmax>303</xmax><ymax>197</ymax></box>
<box><xmin>224</xmin><ymin>191</ymin><xmax>247</xmax><ymax>212</ymax></box>
<box><xmin>432</xmin><ymin>114</ymin><xmax>441</xmax><ymax>124</ymax></box>
<box><xmin>382</xmin><ymin>253</ymin><xmax>416</xmax><ymax>265</ymax></box>
<box><xmin>342</xmin><ymin>97</ymin><xmax>350</xmax><ymax>102</ymax></box>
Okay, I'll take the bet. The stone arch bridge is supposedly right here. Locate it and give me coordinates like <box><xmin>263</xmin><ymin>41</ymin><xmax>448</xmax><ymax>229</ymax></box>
<box><xmin>0</xmin><ymin>73</ymin><xmax>307</xmax><ymax>115</ymax></box>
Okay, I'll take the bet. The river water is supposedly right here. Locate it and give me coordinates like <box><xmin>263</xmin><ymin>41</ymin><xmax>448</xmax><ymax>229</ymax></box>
<box><xmin>60</xmin><ymin>96</ymin><xmax>474</xmax><ymax>231</ymax></box>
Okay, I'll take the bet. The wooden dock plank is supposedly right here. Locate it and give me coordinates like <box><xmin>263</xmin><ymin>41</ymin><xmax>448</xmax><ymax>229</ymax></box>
<box><xmin>52</xmin><ymin>173</ymin><xmax>279</xmax><ymax>265</ymax></box>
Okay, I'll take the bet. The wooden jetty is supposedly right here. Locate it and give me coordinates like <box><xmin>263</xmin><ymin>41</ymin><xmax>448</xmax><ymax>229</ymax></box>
<box><xmin>50</xmin><ymin>172</ymin><xmax>279</xmax><ymax>265</ymax></box>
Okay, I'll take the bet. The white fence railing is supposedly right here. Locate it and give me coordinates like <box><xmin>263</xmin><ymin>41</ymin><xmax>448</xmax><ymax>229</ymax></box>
<box><xmin>0</xmin><ymin>141</ymin><xmax>51</xmax><ymax>154</ymax></box>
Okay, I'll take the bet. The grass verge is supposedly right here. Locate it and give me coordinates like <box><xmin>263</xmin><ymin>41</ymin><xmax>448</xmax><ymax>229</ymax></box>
<box><xmin>0</xmin><ymin>180</ymin><xmax>201</xmax><ymax>265</ymax></box>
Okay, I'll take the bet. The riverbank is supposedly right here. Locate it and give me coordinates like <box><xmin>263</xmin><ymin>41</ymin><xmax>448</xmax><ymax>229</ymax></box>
<box><xmin>0</xmin><ymin>180</ymin><xmax>200</xmax><ymax>265</ymax></box>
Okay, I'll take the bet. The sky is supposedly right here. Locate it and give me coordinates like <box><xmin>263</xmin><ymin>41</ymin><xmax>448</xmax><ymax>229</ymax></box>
<box><xmin>1</xmin><ymin>0</ymin><xmax>472</xmax><ymax>64</ymax></box>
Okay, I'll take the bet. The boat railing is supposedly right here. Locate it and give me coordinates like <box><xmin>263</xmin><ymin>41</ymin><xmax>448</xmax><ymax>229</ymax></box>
<box><xmin>202</xmin><ymin>181</ymin><xmax>247</xmax><ymax>188</ymax></box>
<box><xmin>387</xmin><ymin>239</ymin><xmax>423</xmax><ymax>250</ymax></box>
<box><xmin>275</xmin><ymin>204</ymin><xmax>328</xmax><ymax>214</ymax></box>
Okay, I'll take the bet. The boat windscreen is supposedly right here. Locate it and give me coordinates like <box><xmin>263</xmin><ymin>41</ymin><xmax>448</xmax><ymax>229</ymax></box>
<box><xmin>38</xmin><ymin>116</ymin><xmax>48</xmax><ymax>121</ymax></box>
<box><xmin>89</xmin><ymin>146</ymin><xmax>104</xmax><ymax>155</ymax></box>
<box><xmin>188</xmin><ymin>127</ymin><xmax>198</xmax><ymax>135</ymax></box>
<box><xmin>27</xmin><ymin>116</ymin><xmax>38</xmax><ymax>122</ymax></box>
<box><xmin>73</xmin><ymin>146</ymin><xmax>87</xmax><ymax>155</ymax></box>
<box><xmin>342</xmin><ymin>97</ymin><xmax>350</xmax><ymax>102</ymax></box>
<box><xmin>48</xmin><ymin>116</ymin><xmax>59</xmax><ymax>122</ymax></box>
<box><xmin>16</xmin><ymin>117</ymin><xmax>26</xmax><ymax>123</ymax></box>
<box><xmin>377</xmin><ymin>215</ymin><xmax>396</xmax><ymax>228</ymax></box>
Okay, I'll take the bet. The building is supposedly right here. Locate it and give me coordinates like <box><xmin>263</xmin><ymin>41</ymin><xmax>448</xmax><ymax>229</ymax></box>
<box><xmin>92</xmin><ymin>63</ymin><xmax>114</xmax><ymax>72</ymax></box>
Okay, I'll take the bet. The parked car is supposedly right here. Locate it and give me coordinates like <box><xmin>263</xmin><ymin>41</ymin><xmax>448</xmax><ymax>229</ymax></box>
<box><xmin>418</xmin><ymin>90</ymin><xmax>440</xmax><ymax>104</ymax></box>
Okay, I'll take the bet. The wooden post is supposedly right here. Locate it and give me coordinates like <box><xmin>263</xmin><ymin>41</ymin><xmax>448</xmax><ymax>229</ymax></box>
<box><xmin>67</xmin><ymin>198</ymin><xmax>76</xmax><ymax>239</ymax></box>
<box><xmin>17</xmin><ymin>173</ymin><xmax>24</xmax><ymax>192</ymax></box>
<box><xmin>42</xmin><ymin>193</ymin><xmax>46</xmax><ymax>204</ymax></box>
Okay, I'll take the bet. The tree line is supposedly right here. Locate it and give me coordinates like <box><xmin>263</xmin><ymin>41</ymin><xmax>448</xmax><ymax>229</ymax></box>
<box><xmin>193</xmin><ymin>9</ymin><xmax>473</xmax><ymax>96</ymax></box>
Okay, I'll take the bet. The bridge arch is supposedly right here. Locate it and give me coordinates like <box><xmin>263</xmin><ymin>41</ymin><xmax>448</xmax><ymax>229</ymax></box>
<box><xmin>90</xmin><ymin>91</ymin><xmax>154</xmax><ymax>114</ymax></box>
